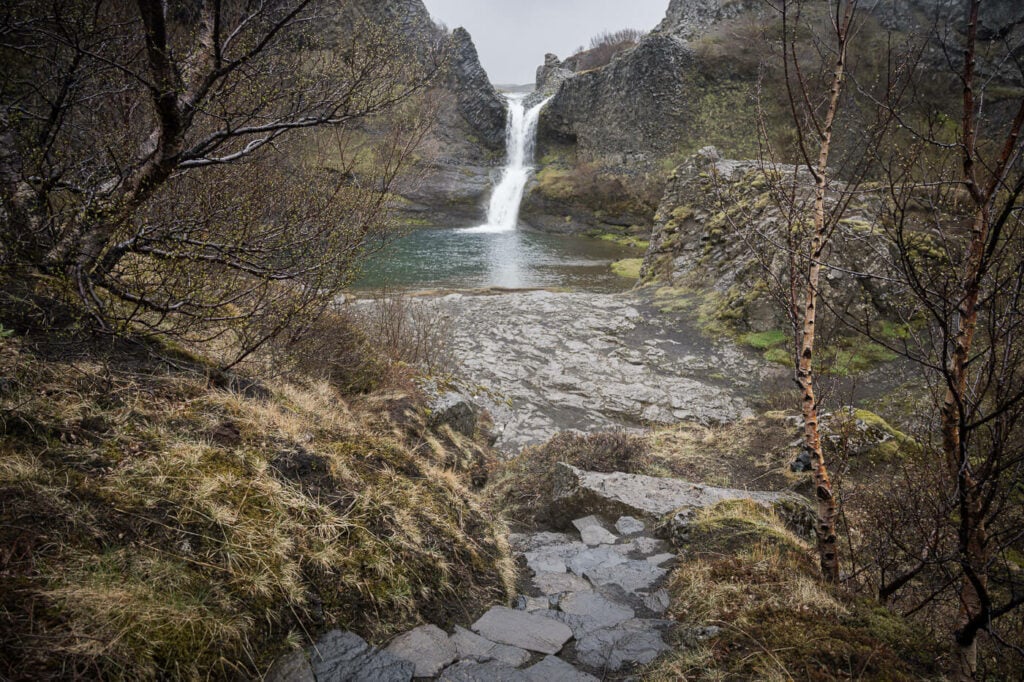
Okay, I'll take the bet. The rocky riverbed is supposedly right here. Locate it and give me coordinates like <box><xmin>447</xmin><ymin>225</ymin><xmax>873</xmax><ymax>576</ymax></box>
<box><xmin>439</xmin><ymin>289</ymin><xmax>776</xmax><ymax>452</ymax></box>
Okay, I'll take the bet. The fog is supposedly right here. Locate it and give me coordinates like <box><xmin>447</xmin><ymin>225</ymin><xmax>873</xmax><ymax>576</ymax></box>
<box><xmin>421</xmin><ymin>0</ymin><xmax>669</xmax><ymax>85</ymax></box>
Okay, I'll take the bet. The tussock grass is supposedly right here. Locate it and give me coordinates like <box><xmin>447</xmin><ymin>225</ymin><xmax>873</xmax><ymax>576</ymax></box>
<box><xmin>642</xmin><ymin>501</ymin><xmax>945</xmax><ymax>681</ymax></box>
<box><xmin>489</xmin><ymin>431</ymin><xmax>651</xmax><ymax>527</ymax></box>
<box><xmin>0</xmin><ymin>335</ymin><xmax>513</xmax><ymax>680</ymax></box>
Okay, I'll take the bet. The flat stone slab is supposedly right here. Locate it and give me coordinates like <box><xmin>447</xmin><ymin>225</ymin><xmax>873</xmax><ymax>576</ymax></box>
<box><xmin>567</xmin><ymin>546</ymin><xmax>627</xmax><ymax>577</ymax></box>
<box><xmin>384</xmin><ymin>624</ymin><xmax>456</xmax><ymax>677</ymax></box>
<box><xmin>613</xmin><ymin>536</ymin><xmax>668</xmax><ymax>557</ymax></box>
<box><xmin>552</xmin><ymin>463</ymin><xmax>810</xmax><ymax>527</ymax></box>
<box><xmin>575</xmin><ymin>619</ymin><xmax>670</xmax><ymax>671</ymax></box>
<box><xmin>532</xmin><ymin>571</ymin><xmax>593</xmax><ymax>596</ymax></box>
<box><xmin>647</xmin><ymin>553</ymin><xmax>676</xmax><ymax>566</ymax></box>
<box><xmin>525</xmin><ymin>656</ymin><xmax>599</xmax><ymax>681</ymax></box>
<box><xmin>440</xmin><ymin>660</ymin><xmax>529</xmax><ymax>681</ymax></box>
<box><xmin>472</xmin><ymin>606</ymin><xmax>573</xmax><ymax>655</ymax></box>
<box><xmin>586</xmin><ymin>560</ymin><xmax>667</xmax><ymax>593</ymax></box>
<box><xmin>615</xmin><ymin>516</ymin><xmax>646</xmax><ymax>535</ymax></box>
<box><xmin>572</xmin><ymin>516</ymin><xmax>618</xmax><ymax>546</ymax></box>
<box><xmin>524</xmin><ymin>541</ymin><xmax>586</xmax><ymax>575</ymax></box>
<box><xmin>450</xmin><ymin>626</ymin><xmax>531</xmax><ymax>667</ymax></box>
<box><xmin>557</xmin><ymin>592</ymin><xmax>634</xmax><ymax>632</ymax></box>
<box><xmin>309</xmin><ymin>630</ymin><xmax>413</xmax><ymax>682</ymax></box>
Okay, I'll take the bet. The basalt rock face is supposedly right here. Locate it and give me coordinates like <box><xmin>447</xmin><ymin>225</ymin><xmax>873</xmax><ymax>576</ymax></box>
<box><xmin>640</xmin><ymin>148</ymin><xmax>895</xmax><ymax>335</ymax></box>
<box><xmin>539</xmin><ymin>34</ymin><xmax>698</xmax><ymax>164</ymax></box>
<box><xmin>333</xmin><ymin>0</ymin><xmax>507</xmax><ymax>227</ymax></box>
<box><xmin>447</xmin><ymin>28</ymin><xmax>507</xmax><ymax>152</ymax></box>
<box><xmin>656</xmin><ymin>0</ymin><xmax>762</xmax><ymax>39</ymax></box>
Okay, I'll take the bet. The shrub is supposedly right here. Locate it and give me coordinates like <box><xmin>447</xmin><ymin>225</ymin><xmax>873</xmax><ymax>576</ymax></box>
<box><xmin>490</xmin><ymin>431</ymin><xmax>651</xmax><ymax>526</ymax></box>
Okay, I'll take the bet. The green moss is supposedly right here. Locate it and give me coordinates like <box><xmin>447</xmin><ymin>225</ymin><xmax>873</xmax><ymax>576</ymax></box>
<box><xmin>597</xmin><ymin>233</ymin><xmax>650</xmax><ymax>250</ymax></box>
<box><xmin>826</xmin><ymin>342</ymin><xmax>898</xmax><ymax>376</ymax></box>
<box><xmin>611</xmin><ymin>258</ymin><xmax>643</xmax><ymax>279</ymax></box>
<box><xmin>764</xmin><ymin>347</ymin><xmax>794</xmax><ymax>366</ymax></box>
<box><xmin>741</xmin><ymin>329</ymin><xmax>788</xmax><ymax>350</ymax></box>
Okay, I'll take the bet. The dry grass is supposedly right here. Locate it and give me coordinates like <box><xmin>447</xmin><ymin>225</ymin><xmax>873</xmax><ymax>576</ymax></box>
<box><xmin>642</xmin><ymin>501</ymin><xmax>945</xmax><ymax>681</ymax></box>
<box><xmin>0</xmin><ymin>334</ymin><xmax>513</xmax><ymax>680</ymax></box>
<box><xmin>489</xmin><ymin>431</ymin><xmax>651</xmax><ymax>527</ymax></box>
<box><xmin>646</xmin><ymin>415</ymin><xmax>799</xmax><ymax>491</ymax></box>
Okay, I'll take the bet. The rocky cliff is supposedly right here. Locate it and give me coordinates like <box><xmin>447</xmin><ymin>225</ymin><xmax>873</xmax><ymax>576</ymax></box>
<box><xmin>522</xmin><ymin>0</ymin><xmax>1023</xmax><ymax>237</ymax></box>
<box><xmin>332</xmin><ymin>0</ymin><xmax>508</xmax><ymax>227</ymax></box>
<box><xmin>639</xmin><ymin>148</ymin><xmax>896</xmax><ymax>340</ymax></box>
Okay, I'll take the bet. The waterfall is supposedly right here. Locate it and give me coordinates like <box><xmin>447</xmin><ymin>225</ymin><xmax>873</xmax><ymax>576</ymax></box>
<box><xmin>461</xmin><ymin>94</ymin><xmax>551</xmax><ymax>234</ymax></box>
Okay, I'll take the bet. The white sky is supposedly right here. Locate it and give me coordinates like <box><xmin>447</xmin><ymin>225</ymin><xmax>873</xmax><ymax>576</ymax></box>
<box><xmin>421</xmin><ymin>0</ymin><xmax>670</xmax><ymax>85</ymax></box>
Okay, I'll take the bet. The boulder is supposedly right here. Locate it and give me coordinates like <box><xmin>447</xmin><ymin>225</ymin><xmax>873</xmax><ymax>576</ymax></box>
<box><xmin>550</xmin><ymin>463</ymin><xmax>812</xmax><ymax>537</ymax></box>
<box><xmin>614</xmin><ymin>516</ymin><xmax>646</xmax><ymax>535</ymax></box>
<box><xmin>426</xmin><ymin>390</ymin><xmax>480</xmax><ymax>437</ymax></box>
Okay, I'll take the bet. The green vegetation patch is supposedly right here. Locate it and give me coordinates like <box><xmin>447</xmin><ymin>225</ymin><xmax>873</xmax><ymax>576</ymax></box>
<box><xmin>611</xmin><ymin>258</ymin><xmax>644</xmax><ymax>279</ymax></box>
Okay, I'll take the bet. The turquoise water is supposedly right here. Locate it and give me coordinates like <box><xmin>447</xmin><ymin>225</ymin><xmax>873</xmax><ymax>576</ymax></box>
<box><xmin>354</xmin><ymin>227</ymin><xmax>639</xmax><ymax>293</ymax></box>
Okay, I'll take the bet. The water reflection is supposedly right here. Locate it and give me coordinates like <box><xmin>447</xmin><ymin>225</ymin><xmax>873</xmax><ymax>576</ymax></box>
<box><xmin>354</xmin><ymin>227</ymin><xmax>637</xmax><ymax>293</ymax></box>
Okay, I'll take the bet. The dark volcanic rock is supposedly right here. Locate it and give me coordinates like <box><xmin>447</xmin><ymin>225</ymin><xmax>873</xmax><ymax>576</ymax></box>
<box><xmin>538</xmin><ymin>34</ymin><xmax>698</xmax><ymax>164</ymax></box>
<box><xmin>656</xmin><ymin>0</ymin><xmax>762</xmax><ymax>39</ymax></box>
<box><xmin>448</xmin><ymin>27</ymin><xmax>507</xmax><ymax>151</ymax></box>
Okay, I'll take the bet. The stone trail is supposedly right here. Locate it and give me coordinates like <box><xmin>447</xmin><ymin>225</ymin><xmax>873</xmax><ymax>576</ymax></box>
<box><xmin>266</xmin><ymin>512</ymin><xmax>676</xmax><ymax>681</ymax></box>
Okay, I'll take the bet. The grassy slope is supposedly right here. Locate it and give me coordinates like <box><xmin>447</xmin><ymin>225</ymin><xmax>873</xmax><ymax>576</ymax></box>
<box><xmin>0</xmin><ymin>334</ymin><xmax>513</xmax><ymax>680</ymax></box>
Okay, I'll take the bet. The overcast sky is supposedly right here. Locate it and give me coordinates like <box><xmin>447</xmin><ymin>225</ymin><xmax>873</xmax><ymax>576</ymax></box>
<box><xmin>421</xmin><ymin>0</ymin><xmax>670</xmax><ymax>85</ymax></box>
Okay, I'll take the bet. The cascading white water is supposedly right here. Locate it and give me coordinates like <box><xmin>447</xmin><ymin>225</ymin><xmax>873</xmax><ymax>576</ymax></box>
<box><xmin>461</xmin><ymin>94</ymin><xmax>551</xmax><ymax>234</ymax></box>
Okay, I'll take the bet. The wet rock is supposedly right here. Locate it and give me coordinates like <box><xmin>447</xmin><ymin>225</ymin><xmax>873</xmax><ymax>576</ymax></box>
<box><xmin>309</xmin><ymin>630</ymin><xmax>413</xmax><ymax>682</ymax></box>
<box><xmin>614</xmin><ymin>516</ymin><xmax>646</xmax><ymax>535</ymax></box>
<box><xmin>472</xmin><ymin>606</ymin><xmax>573</xmax><ymax>655</ymax></box>
<box><xmin>572</xmin><ymin>515</ymin><xmax>617</xmax><ymax>546</ymax></box>
<box><xmin>525</xmin><ymin>655</ymin><xmax>599</xmax><ymax>681</ymax></box>
<box><xmin>384</xmin><ymin>624</ymin><xmax>456</xmax><ymax>677</ymax></box>
<box><xmin>574</xmin><ymin>619</ymin><xmax>670</xmax><ymax>671</ymax></box>
<box><xmin>450</xmin><ymin>626</ymin><xmax>532</xmax><ymax>667</ymax></box>
<box><xmin>442</xmin><ymin>291</ymin><xmax>758</xmax><ymax>451</ymax></box>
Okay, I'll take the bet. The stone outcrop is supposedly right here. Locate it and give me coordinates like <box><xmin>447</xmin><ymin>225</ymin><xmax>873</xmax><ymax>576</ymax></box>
<box><xmin>538</xmin><ymin>34</ymin><xmax>698</xmax><ymax>164</ymax></box>
<box><xmin>329</xmin><ymin>0</ymin><xmax>508</xmax><ymax>227</ymax></box>
<box><xmin>439</xmin><ymin>290</ymin><xmax>764</xmax><ymax>452</ymax></box>
<box><xmin>549</xmin><ymin>463</ymin><xmax>812</xmax><ymax>537</ymax></box>
<box><xmin>446</xmin><ymin>27</ymin><xmax>507</xmax><ymax>151</ymax></box>
<box><xmin>639</xmin><ymin>148</ymin><xmax>896</xmax><ymax>335</ymax></box>
<box><xmin>656</xmin><ymin>0</ymin><xmax>763</xmax><ymax>38</ymax></box>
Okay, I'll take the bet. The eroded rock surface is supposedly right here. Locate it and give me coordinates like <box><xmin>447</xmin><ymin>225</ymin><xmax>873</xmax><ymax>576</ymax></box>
<box><xmin>443</xmin><ymin>290</ymin><xmax>764</xmax><ymax>451</ymax></box>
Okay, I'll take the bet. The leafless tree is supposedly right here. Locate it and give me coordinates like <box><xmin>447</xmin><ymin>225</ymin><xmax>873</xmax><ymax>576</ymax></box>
<box><xmin>0</xmin><ymin>0</ymin><xmax>440</xmax><ymax>365</ymax></box>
